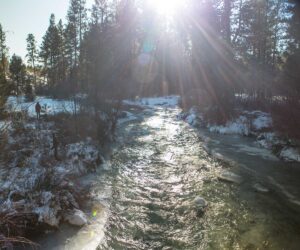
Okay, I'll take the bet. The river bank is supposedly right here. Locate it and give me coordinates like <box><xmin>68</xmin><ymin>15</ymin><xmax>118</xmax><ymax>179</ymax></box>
<box><xmin>0</xmin><ymin>95</ymin><xmax>119</xmax><ymax>248</ymax></box>
<box><xmin>180</xmin><ymin>106</ymin><xmax>300</xmax><ymax>162</ymax></box>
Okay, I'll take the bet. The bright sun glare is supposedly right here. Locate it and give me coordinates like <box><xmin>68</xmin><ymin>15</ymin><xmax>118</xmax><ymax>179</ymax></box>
<box><xmin>150</xmin><ymin>0</ymin><xmax>184</xmax><ymax>16</ymax></box>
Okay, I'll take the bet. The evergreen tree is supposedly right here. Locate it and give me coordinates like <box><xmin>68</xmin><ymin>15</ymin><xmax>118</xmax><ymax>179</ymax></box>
<box><xmin>40</xmin><ymin>14</ymin><xmax>57</xmax><ymax>85</ymax></box>
<box><xmin>282</xmin><ymin>0</ymin><xmax>300</xmax><ymax>98</ymax></box>
<box><xmin>56</xmin><ymin>19</ymin><xmax>67</xmax><ymax>84</ymax></box>
<box><xmin>26</xmin><ymin>33</ymin><xmax>38</xmax><ymax>86</ymax></box>
<box><xmin>66</xmin><ymin>0</ymin><xmax>88</xmax><ymax>68</ymax></box>
<box><xmin>0</xmin><ymin>23</ymin><xmax>10</xmax><ymax>113</ymax></box>
<box><xmin>40</xmin><ymin>14</ymin><xmax>64</xmax><ymax>87</ymax></box>
<box><xmin>9</xmin><ymin>54</ymin><xmax>26</xmax><ymax>96</ymax></box>
<box><xmin>288</xmin><ymin>0</ymin><xmax>300</xmax><ymax>47</ymax></box>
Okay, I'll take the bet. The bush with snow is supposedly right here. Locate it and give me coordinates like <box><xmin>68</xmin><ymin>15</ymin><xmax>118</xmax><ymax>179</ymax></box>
<box><xmin>179</xmin><ymin>107</ymin><xmax>204</xmax><ymax>128</ymax></box>
<box><xmin>0</xmin><ymin>117</ymin><xmax>103</xmax><ymax>232</ymax></box>
<box><xmin>209</xmin><ymin>115</ymin><xmax>250</xmax><ymax>136</ymax></box>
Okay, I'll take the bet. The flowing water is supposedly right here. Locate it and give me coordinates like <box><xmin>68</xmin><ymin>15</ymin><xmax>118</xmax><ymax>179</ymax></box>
<box><xmin>36</xmin><ymin>106</ymin><xmax>300</xmax><ymax>250</ymax></box>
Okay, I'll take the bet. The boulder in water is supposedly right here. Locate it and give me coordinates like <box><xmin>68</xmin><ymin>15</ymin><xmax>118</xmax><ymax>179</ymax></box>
<box><xmin>218</xmin><ymin>171</ymin><xmax>243</xmax><ymax>184</ymax></box>
<box><xmin>193</xmin><ymin>196</ymin><xmax>208</xmax><ymax>216</ymax></box>
<box><xmin>64</xmin><ymin>209</ymin><xmax>87</xmax><ymax>227</ymax></box>
<box><xmin>194</xmin><ymin>196</ymin><xmax>208</xmax><ymax>209</ymax></box>
<box><xmin>253</xmin><ymin>183</ymin><xmax>269</xmax><ymax>193</ymax></box>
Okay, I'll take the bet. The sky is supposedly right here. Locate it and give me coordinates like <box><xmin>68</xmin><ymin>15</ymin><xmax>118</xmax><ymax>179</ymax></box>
<box><xmin>0</xmin><ymin>0</ymin><xmax>93</xmax><ymax>60</ymax></box>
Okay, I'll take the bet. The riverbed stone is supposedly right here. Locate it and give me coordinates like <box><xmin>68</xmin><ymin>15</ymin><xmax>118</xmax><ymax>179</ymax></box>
<box><xmin>253</xmin><ymin>183</ymin><xmax>269</xmax><ymax>193</ymax></box>
<box><xmin>64</xmin><ymin>209</ymin><xmax>87</xmax><ymax>227</ymax></box>
<box><xmin>218</xmin><ymin>171</ymin><xmax>243</xmax><ymax>184</ymax></box>
<box><xmin>194</xmin><ymin>196</ymin><xmax>208</xmax><ymax>217</ymax></box>
<box><xmin>194</xmin><ymin>196</ymin><xmax>208</xmax><ymax>209</ymax></box>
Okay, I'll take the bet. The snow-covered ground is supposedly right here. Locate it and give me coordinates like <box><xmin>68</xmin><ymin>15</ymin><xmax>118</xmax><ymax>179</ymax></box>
<box><xmin>0</xmin><ymin>120</ymin><xmax>104</xmax><ymax>230</ymax></box>
<box><xmin>280</xmin><ymin>147</ymin><xmax>300</xmax><ymax>162</ymax></box>
<box><xmin>6</xmin><ymin>96</ymin><xmax>76</xmax><ymax>117</ymax></box>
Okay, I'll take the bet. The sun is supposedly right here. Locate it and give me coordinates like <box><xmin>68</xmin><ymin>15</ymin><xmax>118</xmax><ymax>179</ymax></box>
<box><xmin>149</xmin><ymin>0</ymin><xmax>184</xmax><ymax>16</ymax></box>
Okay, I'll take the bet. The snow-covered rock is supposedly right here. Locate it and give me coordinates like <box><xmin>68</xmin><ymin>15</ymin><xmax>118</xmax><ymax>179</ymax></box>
<box><xmin>64</xmin><ymin>209</ymin><xmax>88</xmax><ymax>227</ymax></box>
<box><xmin>279</xmin><ymin>147</ymin><xmax>300</xmax><ymax>162</ymax></box>
<box><xmin>256</xmin><ymin>132</ymin><xmax>277</xmax><ymax>149</ymax></box>
<box><xmin>32</xmin><ymin>191</ymin><xmax>62</xmax><ymax>227</ymax></box>
<box><xmin>34</xmin><ymin>205</ymin><xmax>61</xmax><ymax>228</ymax></box>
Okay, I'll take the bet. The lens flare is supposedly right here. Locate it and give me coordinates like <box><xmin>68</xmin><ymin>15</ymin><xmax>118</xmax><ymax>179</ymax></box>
<box><xmin>148</xmin><ymin>0</ymin><xmax>184</xmax><ymax>16</ymax></box>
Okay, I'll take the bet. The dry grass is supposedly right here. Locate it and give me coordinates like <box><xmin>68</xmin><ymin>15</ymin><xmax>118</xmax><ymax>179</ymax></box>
<box><xmin>0</xmin><ymin>212</ymin><xmax>40</xmax><ymax>249</ymax></box>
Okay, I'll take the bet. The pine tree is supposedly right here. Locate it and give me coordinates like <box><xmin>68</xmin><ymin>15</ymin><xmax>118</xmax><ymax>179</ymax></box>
<box><xmin>282</xmin><ymin>0</ymin><xmax>300</xmax><ymax>98</ymax></box>
<box><xmin>40</xmin><ymin>14</ymin><xmax>64</xmax><ymax>87</ymax></box>
<box><xmin>26</xmin><ymin>33</ymin><xmax>38</xmax><ymax>86</ymax></box>
<box><xmin>40</xmin><ymin>14</ymin><xmax>56</xmax><ymax>85</ymax></box>
<box><xmin>66</xmin><ymin>0</ymin><xmax>87</xmax><ymax>68</ymax></box>
<box><xmin>0</xmin><ymin>23</ymin><xmax>10</xmax><ymax>112</ymax></box>
<box><xmin>56</xmin><ymin>19</ymin><xmax>67</xmax><ymax>84</ymax></box>
<box><xmin>9</xmin><ymin>54</ymin><xmax>26</xmax><ymax>96</ymax></box>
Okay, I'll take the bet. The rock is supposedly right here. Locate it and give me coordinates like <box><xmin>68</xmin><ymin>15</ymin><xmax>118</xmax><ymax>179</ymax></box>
<box><xmin>194</xmin><ymin>196</ymin><xmax>208</xmax><ymax>209</ymax></box>
<box><xmin>253</xmin><ymin>183</ymin><xmax>269</xmax><ymax>193</ymax></box>
<box><xmin>193</xmin><ymin>196</ymin><xmax>208</xmax><ymax>217</ymax></box>
<box><xmin>64</xmin><ymin>209</ymin><xmax>87</xmax><ymax>227</ymax></box>
<box><xmin>34</xmin><ymin>205</ymin><xmax>61</xmax><ymax>228</ymax></box>
<box><xmin>279</xmin><ymin>147</ymin><xmax>300</xmax><ymax>162</ymax></box>
<box><xmin>218</xmin><ymin>171</ymin><xmax>243</xmax><ymax>184</ymax></box>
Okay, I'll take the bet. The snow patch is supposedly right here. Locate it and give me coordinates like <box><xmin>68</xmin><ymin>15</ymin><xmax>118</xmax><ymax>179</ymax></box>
<box><xmin>207</xmin><ymin>111</ymin><xmax>272</xmax><ymax>136</ymax></box>
<box><xmin>248</xmin><ymin>111</ymin><xmax>272</xmax><ymax>131</ymax></box>
<box><xmin>209</xmin><ymin>116</ymin><xmax>250</xmax><ymax>136</ymax></box>
<box><xmin>6</xmin><ymin>96</ymin><xmax>76</xmax><ymax>117</ymax></box>
<box><xmin>280</xmin><ymin>147</ymin><xmax>300</xmax><ymax>162</ymax></box>
<box><xmin>123</xmin><ymin>96</ymin><xmax>180</xmax><ymax>108</ymax></box>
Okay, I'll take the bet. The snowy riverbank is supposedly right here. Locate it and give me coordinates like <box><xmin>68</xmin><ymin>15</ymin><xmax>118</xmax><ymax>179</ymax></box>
<box><xmin>180</xmin><ymin>107</ymin><xmax>300</xmax><ymax>162</ymax></box>
<box><xmin>0</xmin><ymin>119</ymin><xmax>105</xmax><ymax>231</ymax></box>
